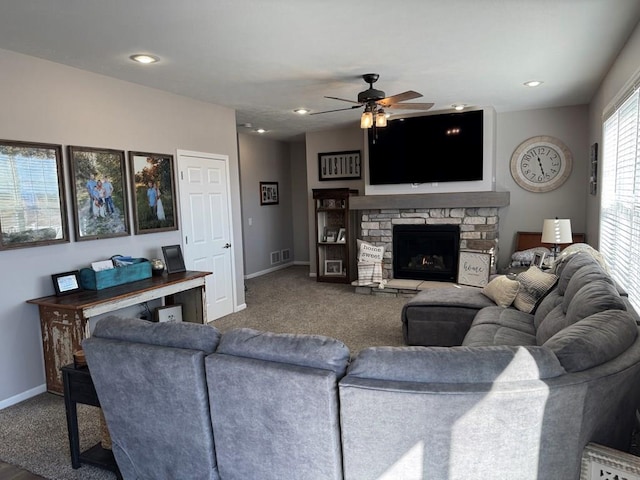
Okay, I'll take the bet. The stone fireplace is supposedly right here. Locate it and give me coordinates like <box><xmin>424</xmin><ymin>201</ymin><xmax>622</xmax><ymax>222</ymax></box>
<box><xmin>351</xmin><ymin>192</ymin><xmax>509</xmax><ymax>282</ymax></box>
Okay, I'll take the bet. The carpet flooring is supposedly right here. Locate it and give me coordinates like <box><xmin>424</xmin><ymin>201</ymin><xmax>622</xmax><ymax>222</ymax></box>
<box><xmin>0</xmin><ymin>265</ymin><xmax>407</xmax><ymax>479</ymax></box>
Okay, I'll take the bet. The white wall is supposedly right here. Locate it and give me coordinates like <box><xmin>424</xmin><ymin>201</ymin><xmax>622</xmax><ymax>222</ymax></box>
<box><xmin>0</xmin><ymin>48</ymin><xmax>245</xmax><ymax>407</ymax></box>
<box><xmin>587</xmin><ymin>21</ymin><xmax>640</xmax><ymax>247</ymax></box>
<box><xmin>238</xmin><ymin>134</ymin><xmax>294</xmax><ymax>276</ymax></box>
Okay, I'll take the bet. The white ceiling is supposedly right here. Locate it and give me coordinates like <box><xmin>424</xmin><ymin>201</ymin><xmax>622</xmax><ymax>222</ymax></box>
<box><xmin>1</xmin><ymin>1</ymin><xmax>639</xmax><ymax>141</ymax></box>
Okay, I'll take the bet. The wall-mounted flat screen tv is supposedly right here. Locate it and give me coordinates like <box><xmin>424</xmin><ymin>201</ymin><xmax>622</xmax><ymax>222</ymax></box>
<box><xmin>368</xmin><ymin>109</ymin><xmax>483</xmax><ymax>185</ymax></box>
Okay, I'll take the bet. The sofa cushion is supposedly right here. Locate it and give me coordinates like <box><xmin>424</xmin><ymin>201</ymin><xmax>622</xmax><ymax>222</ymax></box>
<box><xmin>462</xmin><ymin>323</ymin><xmax>537</xmax><ymax>347</ymax></box>
<box><xmin>513</xmin><ymin>266</ymin><xmax>558</xmax><ymax>313</ymax></box>
<box><xmin>534</xmin><ymin>290</ymin><xmax>563</xmax><ymax>329</ymax></box>
<box><xmin>543</xmin><ymin>310</ymin><xmax>638</xmax><ymax>372</ymax></box>
<box><xmin>470</xmin><ymin>306</ymin><xmax>536</xmax><ymax>336</ymax></box>
<box><xmin>562</xmin><ymin>264</ymin><xmax>615</xmax><ymax>309</ymax></box>
<box><xmin>347</xmin><ymin>345</ymin><xmax>565</xmax><ymax>383</ymax></box>
<box><xmin>555</xmin><ymin>252</ymin><xmax>600</xmax><ymax>294</ymax></box>
<box><xmin>482</xmin><ymin>275</ymin><xmax>520</xmax><ymax>307</ymax></box>
<box><xmin>215</xmin><ymin>327</ymin><xmax>350</xmax><ymax>376</ymax></box>
<box><xmin>92</xmin><ymin>315</ymin><xmax>221</xmax><ymax>354</ymax></box>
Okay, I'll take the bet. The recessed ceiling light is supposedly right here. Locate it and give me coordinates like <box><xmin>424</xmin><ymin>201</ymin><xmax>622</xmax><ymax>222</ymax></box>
<box><xmin>294</xmin><ymin>108</ymin><xmax>309</xmax><ymax>115</ymax></box>
<box><xmin>129</xmin><ymin>54</ymin><xmax>159</xmax><ymax>64</ymax></box>
<box><xmin>524</xmin><ymin>80</ymin><xmax>543</xmax><ymax>87</ymax></box>
<box><xmin>256</xmin><ymin>128</ymin><xmax>267</xmax><ymax>134</ymax></box>
<box><xmin>452</xmin><ymin>104</ymin><xmax>465</xmax><ymax>111</ymax></box>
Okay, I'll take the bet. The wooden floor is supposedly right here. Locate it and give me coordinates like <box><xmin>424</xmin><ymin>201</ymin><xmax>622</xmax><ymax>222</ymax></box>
<box><xmin>0</xmin><ymin>461</ymin><xmax>45</xmax><ymax>480</ymax></box>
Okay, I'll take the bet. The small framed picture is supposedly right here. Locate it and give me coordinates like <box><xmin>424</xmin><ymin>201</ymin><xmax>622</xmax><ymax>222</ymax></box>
<box><xmin>162</xmin><ymin>244</ymin><xmax>186</xmax><ymax>274</ymax></box>
<box><xmin>337</xmin><ymin>228</ymin><xmax>346</xmax><ymax>243</ymax></box>
<box><xmin>324</xmin><ymin>260</ymin><xmax>343</xmax><ymax>276</ymax></box>
<box><xmin>457</xmin><ymin>251</ymin><xmax>491</xmax><ymax>287</ymax></box>
<box><xmin>260</xmin><ymin>182</ymin><xmax>279</xmax><ymax>205</ymax></box>
<box><xmin>533</xmin><ymin>251</ymin><xmax>546</xmax><ymax>268</ymax></box>
<box><xmin>51</xmin><ymin>270</ymin><xmax>83</xmax><ymax>296</ymax></box>
<box><xmin>324</xmin><ymin>227</ymin><xmax>338</xmax><ymax>243</ymax></box>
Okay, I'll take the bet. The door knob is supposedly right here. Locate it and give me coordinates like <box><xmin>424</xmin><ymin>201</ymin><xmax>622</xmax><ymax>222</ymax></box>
<box><xmin>223</xmin><ymin>243</ymin><xmax>231</xmax><ymax>249</ymax></box>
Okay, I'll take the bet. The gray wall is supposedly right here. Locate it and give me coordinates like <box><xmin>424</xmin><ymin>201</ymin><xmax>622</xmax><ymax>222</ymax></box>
<box><xmin>496</xmin><ymin>105</ymin><xmax>589</xmax><ymax>268</ymax></box>
<box><xmin>238</xmin><ymin>134</ymin><xmax>294</xmax><ymax>277</ymax></box>
<box><xmin>587</xmin><ymin>21</ymin><xmax>640</xmax><ymax>247</ymax></box>
<box><xmin>305</xmin><ymin>125</ymin><xmax>365</xmax><ymax>276</ymax></box>
<box><xmin>290</xmin><ymin>141</ymin><xmax>310</xmax><ymax>264</ymax></box>
<box><xmin>0</xmin><ymin>48</ymin><xmax>245</xmax><ymax>407</ymax></box>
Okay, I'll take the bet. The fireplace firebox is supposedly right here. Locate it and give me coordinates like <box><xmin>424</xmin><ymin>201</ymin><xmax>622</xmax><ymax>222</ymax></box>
<box><xmin>393</xmin><ymin>225</ymin><xmax>460</xmax><ymax>281</ymax></box>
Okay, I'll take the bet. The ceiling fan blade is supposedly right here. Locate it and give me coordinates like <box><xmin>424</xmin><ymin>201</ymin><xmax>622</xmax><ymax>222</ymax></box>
<box><xmin>324</xmin><ymin>95</ymin><xmax>362</xmax><ymax>105</ymax></box>
<box><xmin>378</xmin><ymin>90</ymin><xmax>423</xmax><ymax>107</ymax></box>
<box><xmin>309</xmin><ymin>105</ymin><xmax>362</xmax><ymax>115</ymax></box>
<box><xmin>386</xmin><ymin>102</ymin><xmax>435</xmax><ymax>111</ymax></box>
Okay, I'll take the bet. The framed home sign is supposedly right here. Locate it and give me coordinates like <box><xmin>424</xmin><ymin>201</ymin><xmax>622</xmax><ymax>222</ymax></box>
<box><xmin>68</xmin><ymin>145</ymin><xmax>130</xmax><ymax>241</ymax></box>
<box><xmin>318</xmin><ymin>150</ymin><xmax>362</xmax><ymax>181</ymax></box>
<box><xmin>457</xmin><ymin>251</ymin><xmax>491</xmax><ymax>287</ymax></box>
<box><xmin>0</xmin><ymin>139</ymin><xmax>69</xmax><ymax>250</ymax></box>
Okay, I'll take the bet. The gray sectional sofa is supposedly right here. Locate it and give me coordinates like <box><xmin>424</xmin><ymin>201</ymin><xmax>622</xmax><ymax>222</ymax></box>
<box><xmin>83</xmin><ymin>252</ymin><xmax>640</xmax><ymax>480</ymax></box>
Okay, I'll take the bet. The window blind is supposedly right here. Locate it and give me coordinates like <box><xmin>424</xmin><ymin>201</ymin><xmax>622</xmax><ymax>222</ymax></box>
<box><xmin>600</xmin><ymin>87</ymin><xmax>640</xmax><ymax>313</ymax></box>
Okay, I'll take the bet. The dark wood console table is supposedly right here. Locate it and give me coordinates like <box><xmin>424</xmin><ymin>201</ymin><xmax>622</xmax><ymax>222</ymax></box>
<box><xmin>28</xmin><ymin>271</ymin><xmax>210</xmax><ymax>394</ymax></box>
<box><xmin>62</xmin><ymin>363</ymin><xmax>122</xmax><ymax>479</ymax></box>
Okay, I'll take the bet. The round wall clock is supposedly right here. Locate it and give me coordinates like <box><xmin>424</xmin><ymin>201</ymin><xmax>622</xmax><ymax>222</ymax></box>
<box><xmin>510</xmin><ymin>135</ymin><xmax>573</xmax><ymax>192</ymax></box>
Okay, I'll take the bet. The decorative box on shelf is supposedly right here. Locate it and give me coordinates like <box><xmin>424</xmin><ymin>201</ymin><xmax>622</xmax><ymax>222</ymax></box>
<box><xmin>80</xmin><ymin>258</ymin><xmax>152</xmax><ymax>290</ymax></box>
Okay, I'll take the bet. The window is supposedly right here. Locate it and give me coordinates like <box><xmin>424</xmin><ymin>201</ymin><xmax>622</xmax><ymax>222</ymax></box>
<box><xmin>600</xmin><ymin>83</ymin><xmax>640</xmax><ymax>312</ymax></box>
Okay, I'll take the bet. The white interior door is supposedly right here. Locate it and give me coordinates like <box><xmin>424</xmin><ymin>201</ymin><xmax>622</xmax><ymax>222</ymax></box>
<box><xmin>177</xmin><ymin>150</ymin><xmax>235</xmax><ymax>321</ymax></box>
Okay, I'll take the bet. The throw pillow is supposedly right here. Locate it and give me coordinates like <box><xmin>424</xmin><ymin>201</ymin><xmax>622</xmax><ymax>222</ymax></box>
<box><xmin>357</xmin><ymin>240</ymin><xmax>385</xmax><ymax>263</ymax></box>
<box><xmin>513</xmin><ymin>266</ymin><xmax>558</xmax><ymax>314</ymax></box>
<box><xmin>481</xmin><ymin>275</ymin><xmax>520</xmax><ymax>308</ymax></box>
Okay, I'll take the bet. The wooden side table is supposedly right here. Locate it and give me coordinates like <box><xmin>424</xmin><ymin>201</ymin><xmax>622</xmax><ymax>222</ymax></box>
<box><xmin>28</xmin><ymin>270</ymin><xmax>210</xmax><ymax>393</ymax></box>
<box><xmin>61</xmin><ymin>363</ymin><xmax>122</xmax><ymax>479</ymax></box>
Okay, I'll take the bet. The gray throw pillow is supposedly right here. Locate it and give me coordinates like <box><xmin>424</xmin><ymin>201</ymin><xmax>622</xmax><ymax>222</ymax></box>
<box><xmin>513</xmin><ymin>266</ymin><xmax>558</xmax><ymax>314</ymax></box>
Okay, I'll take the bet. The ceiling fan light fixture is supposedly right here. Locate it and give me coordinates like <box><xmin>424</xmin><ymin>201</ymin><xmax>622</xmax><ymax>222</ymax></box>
<box><xmin>375</xmin><ymin>109</ymin><xmax>387</xmax><ymax>127</ymax></box>
<box><xmin>360</xmin><ymin>110</ymin><xmax>374</xmax><ymax>129</ymax></box>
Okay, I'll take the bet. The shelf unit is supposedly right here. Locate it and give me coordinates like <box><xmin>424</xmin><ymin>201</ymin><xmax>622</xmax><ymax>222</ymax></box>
<box><xmin>313</xmin><ymin>188</ymin><xmax>358</xmax><ymax>283</ymax></box>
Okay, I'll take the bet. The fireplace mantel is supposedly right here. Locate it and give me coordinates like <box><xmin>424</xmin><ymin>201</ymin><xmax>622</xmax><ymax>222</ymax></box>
<box><xmin>350</xmin><ymin>191</ymin><xmax>510</xmax><ymax>210</ymax></box>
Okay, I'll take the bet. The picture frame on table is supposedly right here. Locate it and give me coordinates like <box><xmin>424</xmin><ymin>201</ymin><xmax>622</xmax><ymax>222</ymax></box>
<box><xmin>260</xmin><ymin>181</ymin><xmax>279</xmax><ymax>205</ymax></box>
<box><xmin>51</xmin><ymin>270</ymin><xmax>83</xmax><ymax>296</ymax></box>
<box><xmin>0</xmin><ymin>139</ymin><xmax>69</xmax><ymax>250</ymax></box>
<box><xmin>324</xmin><ymin>226</ymin><xmax>338</xmax><ymax>243</ymax></box>
<box><xmin>318</xmin><ymin>150</ymin><xmax>362</xmax><ymax>181</ymax></box>
<box><xmin>457</xmin><ymin>251</ymin><xmax>491</xmax><ymax>287</ymax></box>
<box><xmin>128</xmin><ymin>151</ymin><xmax>178</xmax><ymax>234</ymax></box>
<box><xmin>68</xmin><ymin>145</ymin><xmax>129</xmax><ymax>241</ymax></box>
<box><xmin>337</xmin><ymin>228</ymin><xmax>346</xmax><ymax>243</ymax></box>
<box><xmin>533</xmin><ymin>251</ymin><xmax>546</xmax><ymax>268</ymax></box>
<box><xmin>162</xmin><ymin>244</ymin><xmax>186</xmax><ymax>274</ymax></box>
<box><xmin>324</xmin><ymin>259</ymin><xmax>343</xmax><ymax>276</ymax></box>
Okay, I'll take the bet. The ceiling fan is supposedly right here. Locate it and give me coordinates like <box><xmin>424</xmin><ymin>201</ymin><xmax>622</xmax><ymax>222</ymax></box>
<box><xmin>310</xmin><ymin>73</ymin><xmax>434</xmax><ymax>128</ymax></box>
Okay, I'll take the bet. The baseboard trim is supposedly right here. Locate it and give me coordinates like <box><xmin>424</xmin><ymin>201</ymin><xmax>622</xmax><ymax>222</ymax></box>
<box><xmin>234</xmin><ymin>303</ymin><xmax>247</xmax><ymax>312</ymax></box>
<box><xmin>244</xmin><ymin>262</ymin><xmax>294</xmax><ymax>279</ymax></box>
<box><xmin>0</xmin><ymin>384</ymin><xmax>47</xmax><ymax>410</ymax></box>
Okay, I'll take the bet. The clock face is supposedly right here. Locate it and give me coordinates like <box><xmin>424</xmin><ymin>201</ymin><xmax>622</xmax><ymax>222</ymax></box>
<box><xmin>510</xmin><ymin>136</ymin><xmax>572</xmax><ymax>192</ymax></box>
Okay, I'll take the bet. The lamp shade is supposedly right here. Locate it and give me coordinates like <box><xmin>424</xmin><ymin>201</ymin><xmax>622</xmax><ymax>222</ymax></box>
<box><xmin>360</xmin><ymin>111</ymin><xmax>373</xmax><ymax>129</ymax></box>
<box><xmin>541</xmin><ymin>219</ymin><xmax>573</xmax><ymax>244</ymax></box>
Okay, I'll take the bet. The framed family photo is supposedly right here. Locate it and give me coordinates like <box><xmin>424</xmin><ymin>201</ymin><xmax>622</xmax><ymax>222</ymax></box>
<box><xmin>68</xmin><ymin>146</ymin><xmax>129</xmax><ymax>241</ymax></box>
<box><xmin>129</xmin><ymin>151</ymin><xmax>178</xmax><ymax>234</ymax></box>
<box><xmin>0</xmin><ymin>139</ymin><xmax>69</xmax><ymax>250</ymax></box>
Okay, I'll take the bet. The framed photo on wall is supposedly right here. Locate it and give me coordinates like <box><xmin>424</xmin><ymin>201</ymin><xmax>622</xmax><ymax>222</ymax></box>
<box><xmin>0</xmin><ymin>139</ymin><xmax>69</xmax><ymax>250</ymax></box>
<box><xmin>260</xmin><ymin>181</ymin><xmax>279</xmax><ymax>205</ymax></box>
<box><xmin>68</xmin><ymin>145</ymin><xmax>130</xmax><ymax>241</ymax></box>
<box><xmin>318</xmin><ymin>150</ymin><xmax>361</xmax><ymax>181</ymax></box>
<box><xmin>457</xmin><ymin>251</ymin><xmax>491</xmax><ymax>287</ymax></box>
<box><xmin>129</xmin><ymin>151</ymin><xmax>178</xmax><ymax>234</ymax></box>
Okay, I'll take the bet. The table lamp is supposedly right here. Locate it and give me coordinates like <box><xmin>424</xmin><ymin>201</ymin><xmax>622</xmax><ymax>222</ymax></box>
<box><xmin>541</xmin><ymin>218</ymin><xmax>573</xmax><ymax>260</ymax></box>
